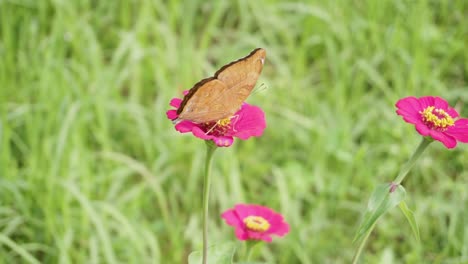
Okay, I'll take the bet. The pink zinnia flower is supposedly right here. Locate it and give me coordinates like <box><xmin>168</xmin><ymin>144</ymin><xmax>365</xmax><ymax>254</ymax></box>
<box><xmin>396</xmin><ymin>96</ymin><xmax>468</xmax><ymax>148</ymax></box>
<box><xmin>221</xmin><ymin>204</ymin><xmax>290</xmax><ymax>242</ymax></box>
<box><xmin>166</xmin><ymin>91</ymin><xmax>266</xmax><ymax>147</ymax></box>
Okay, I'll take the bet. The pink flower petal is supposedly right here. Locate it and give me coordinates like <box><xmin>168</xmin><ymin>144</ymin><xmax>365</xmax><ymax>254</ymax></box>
<box><xmin>395</xmin><ymin>97</ymin><xmax>423</xmax><ymax>124</ymax></box>
<box><xmin>433</xmin><ymin>96</ymin><xmax>449</xmax><ymax>110</ymax></box>
<box><xmin>397</xmin><ymin>111</ymin><xmax>422</xmax><ymax>125</ymax></box>
<box><xmin>419</xmin><ymin>96</ymin><xmax>435</xmax><ymax>109</ymax></box>
<box><xmin>446</xmin><ymin>118</ymin><xmax>468</xmax><ymax>143</ymax></box>
<box><xmin>233</xmin><ymin>204</ymin><xmax>253</xmax><ymax>219</ymax></box>
<box><xmin>221</xmin><ymin>209</ymin><xmax>243</xmax><ymax>227</ymax></box>
<box><xmin>268</xmin><ymin>221</ymin><xmax>290</xmax><ymax>236</ymax></box>
<box><xmin>235</xmin><ymin>227</ymin><xmax>249</xmax><ymax>241</ymax></box>
<box><xmin>429</xmin><ymin>130</ymin><xmax>457</xmax><ymax>149</ymax></box>
<box><xmin>213</xmin><ymin>136</ymin><xmax>234</xmax><ymax>147</ymax></box>
<box><xmin>396</xmin><ymin>97</ymin><xmax>422</xmax><ymax>114</ymax></box>
<box><xmin>191</xmin><ymin>127</ymin><xmax>215</xmax><ymax>140</ymax></box>
<box><xmin>166</xmin><ymin>110</ymin><xmax>178</xmax><ymax>120</ymax></box>
<box><xmin>232</xmin><ymin>105</ymin><xmax>266</xmax><ymax>139</ymax></box>
<box><xmin>454</xmin><ymin>119</ymin><xmax>468</xmax><ymax>126</ymax></box>
<box><xmin>247</xmin><ymin>230</ymin><xmax>272</xmax><ymax>242</ymax></box>
<box><xmin>446</xmin><ymin>107</ymin><xmax>459</xmax><ymax>119</ymax></box>
<box><xmin>174</xmin><ymin>121</ymin><xmax>200</xmax><ymax>133</ymax></box>
<box><xmin>415</xmin><ymin>123</ymin><xmax>431</xmax><ymax>136</ymax></box>
<box><xmin>276</xmin><ymin>223</ymin><xmax>290</xmax><ymax>236</ymax></box>
<box><xmin>170</xmin><ymin>98</ymin><xmax>182</xmax><ymax>108</ymax></box>
<box><xmin>432</xmin><ymin>96</ymin><xmax>459</xmax><ymax>118</ymax></box>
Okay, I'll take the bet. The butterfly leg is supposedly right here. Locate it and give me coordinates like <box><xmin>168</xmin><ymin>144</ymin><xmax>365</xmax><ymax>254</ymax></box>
<box><xmin>230</xmin><ymin>115</ymin><xmax>240</xmax><ymax>132</ymax></box>
<box><xmin>205</xmin><ymin>122</ymin><xmax>219</xmax><ymax>135</ymax></box>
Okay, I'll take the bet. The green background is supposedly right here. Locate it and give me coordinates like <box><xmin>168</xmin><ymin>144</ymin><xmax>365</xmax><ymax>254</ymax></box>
<box><xmin>1</xmin><ymin>0</ymin><xmax>467</xmax><ymax>263</ymax></box>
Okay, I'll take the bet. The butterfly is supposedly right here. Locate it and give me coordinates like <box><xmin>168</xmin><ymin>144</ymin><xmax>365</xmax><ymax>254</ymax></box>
<box><xmin>175</xmin><ymin>48</ymin><xmax>266</xmax><ymax>123</ymax></box>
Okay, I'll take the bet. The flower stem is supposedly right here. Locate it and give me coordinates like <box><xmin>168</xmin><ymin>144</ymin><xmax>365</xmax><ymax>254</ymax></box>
<box><xmin>246</xmin><ymin>240</ymin><xmax>262</xmax><ymax>261</ymax></box>
<box><xmin>351</xmin><ymin>222</ymin><xmax>376</xmax><ymax>264</ymax></box>
<box><xmin>394</xmin><ymin>137</ymin><xmax>432</xmax><ymax>185</ymax></box>
<box><xmin>352</xmin><ymin>137</ymin><xmax>431</xmax><ymax>264</ymax></box>
<box><xmin>202</xmin><ymin>141</ymin><xmax>217</xmax><ymax>264</ymax></box>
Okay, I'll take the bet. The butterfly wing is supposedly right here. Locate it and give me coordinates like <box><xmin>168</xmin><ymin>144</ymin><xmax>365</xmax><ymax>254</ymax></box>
<box><xmin>215</xmin><ymin>48</ymin><xmax>266</xmax><ymax>106</ymax></box>
<box><xmin>177</xmin><ymin>78</ymin><xmax>231</xmax><ymax>123</ymax></box>
<box><xmin>176</xmin><ymin>48</ymin><xmax>266</xmax><ymax>123</ymax></box>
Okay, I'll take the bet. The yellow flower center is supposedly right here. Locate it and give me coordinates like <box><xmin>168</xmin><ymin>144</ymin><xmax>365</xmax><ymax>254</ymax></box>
<box><xmin>243</xmin><ymin>216</ymin><xmax>270</xmax><ymax>232</ymax></box>
<box><xmin>420</xmin><ymin>106</ymin><xmax>454</xmax><ymax>130</ymax></box>
<box><xmin>216</xmin><ymin>117</ymin><xmax>231</xmax><ymax>127</ymax></box>
<box><xmin>204</xmin><ymin>117</ymin><xmax>232</xmax><ymax>135</ymax></box>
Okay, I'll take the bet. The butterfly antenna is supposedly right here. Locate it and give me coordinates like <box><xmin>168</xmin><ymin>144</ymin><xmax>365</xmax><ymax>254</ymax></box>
<box><xmin>252</xmin><ymin>82</ymin><xmax>268</xmax><ymax>95</ymax></box>
<box><xmin>230</xmin><ymin>115</ymin><xmax>240</xmax><ymax>132</ymax></box>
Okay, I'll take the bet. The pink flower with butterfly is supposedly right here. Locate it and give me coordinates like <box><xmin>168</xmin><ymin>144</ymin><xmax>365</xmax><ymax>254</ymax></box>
<box><xmin>166</xmin><ymin>93</ymin><xmax>266</xmax><ymax>147</ymax></box>
<box><xmin>166</xmin><ymin>48</ymin><xmax>267</xmax><ymax>147</ymax></box>
<box><xmin>221</xmin><ymin>204</ymin><xmax>290</xmax><ymax>242</ymax></box>
<box><xmin>396</xmin><ymin>96</ymin><xmax>468</xmax><ymax>148</ymax></box>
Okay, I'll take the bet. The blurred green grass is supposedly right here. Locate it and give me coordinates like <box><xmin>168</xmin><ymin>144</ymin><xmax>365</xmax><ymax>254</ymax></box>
<box><xmin>0</xmin><ymin>0</ymin><xmax>467</xmax><ymax>263</ymax></box>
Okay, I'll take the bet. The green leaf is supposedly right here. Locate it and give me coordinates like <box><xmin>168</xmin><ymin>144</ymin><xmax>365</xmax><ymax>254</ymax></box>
<box><xmin>399</xmin><ymin>201</ymin><xmax>420</xmax><ymax>242</ymax></box>
<box><xmin>354</xmin><ymin>183</ymin><xmax>406</xmax><ymax>242</ymax></box>
<box><xmin>188</xmin><ymin>242</ymin><xmax>238</xmax><ymax>264</ymax></box>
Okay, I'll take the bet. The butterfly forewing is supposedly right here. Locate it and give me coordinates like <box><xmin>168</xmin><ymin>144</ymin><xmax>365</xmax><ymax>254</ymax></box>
<box><xmin>215</xmin><ymin>48</ymin><xmax>266</xmax><ymax>90</ymax></box>
<box><xmin>176</xmin><ymin>48</ymin><xmax>266</xmax><ymax>123</ymax></box>
<box><xmin>177</xmin><ymin>79</ymin><xmax>230</xmax><ymax>123</ymax></box>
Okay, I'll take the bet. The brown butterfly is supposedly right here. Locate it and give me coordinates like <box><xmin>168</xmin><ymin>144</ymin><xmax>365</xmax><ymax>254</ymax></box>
<box><xmin>175</xmin><ymin>48</ymin><xmax>266</xmax><ymax>123</ymax></box>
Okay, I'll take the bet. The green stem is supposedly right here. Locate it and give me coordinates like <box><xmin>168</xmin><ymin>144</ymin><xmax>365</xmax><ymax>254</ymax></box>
<box><xmin>246</xmin><ymin>240</ymin><xmax>261</xmax><ymax>261</ymax></box>
<box><xmin>202</xmin><ymin>141</ymin><xmax>217</xmax><ymax>264</ymax></box>
<box><xmin>351</xmin><ymin>222</ymin><xmax>376</xmax><ymax>264</ymax></box>
<box><xmin>394</xmin><ymin>138</ymin><xmax>432</xmax><ymax>185</ymax></box>
<box><xmin>352</xmin><ymin>137</ymin><xmax>432</xmax><ymax>264</ymax></box>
